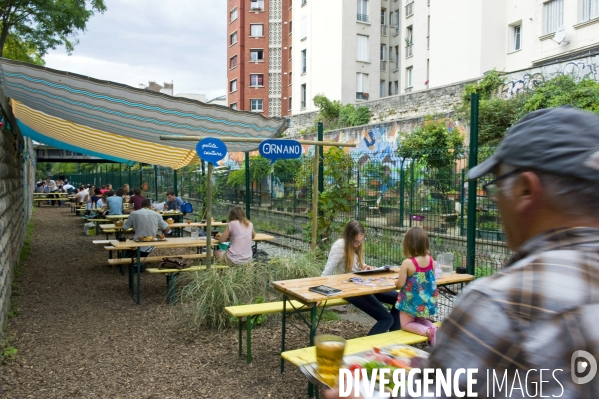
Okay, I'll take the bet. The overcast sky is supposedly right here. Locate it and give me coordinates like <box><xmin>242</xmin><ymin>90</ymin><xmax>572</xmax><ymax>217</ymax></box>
<box><xmin>44</xmin><ymin>0</ymin><xmax>226</xmax><ymax>101</ymax></box>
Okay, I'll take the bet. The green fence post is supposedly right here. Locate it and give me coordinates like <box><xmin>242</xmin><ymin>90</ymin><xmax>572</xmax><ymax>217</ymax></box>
<box><xmin>128</xmin><ymin>165</ymin><xmax>131</xmax><ymax>189</ymax></box>
<box><xmin>174</xmin><ymin>169</ymin><xmax>178</xmax><ymax>197</ymax></box>
<box><xmin>466</xmin><ymin>93</ymin><xmax>480</xmax><ymax>275</ymax></box>
<box><xmin>459</xmin><ymin>168</ymin><xmax>466</xmax><ymax>236</ymax></box>
<box><xmin>399</xmin><ymin>161</ymin><xmax>405</xmax><ymax>227</ymax></box>
<box><xmin>154</xmin><ymin>165</ymin><xmax>159</xmax><ymax>201</ymax></box>
<box><xmin>409</xmin><ymin>161</ymin><xmax>415</xmax><ymax>227</ymax></box>
<box><xmin>245</xmin><ymin>152</ymin><xmax>250</xmax><ymax>219</ymax></box>
<box><xmin>318</xmin><ymin>122</ymin><xmax>324</xmax><ymax>194</ymax></box>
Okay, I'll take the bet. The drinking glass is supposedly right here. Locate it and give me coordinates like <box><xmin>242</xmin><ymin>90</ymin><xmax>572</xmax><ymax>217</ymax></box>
<box><xmin>315</xmin><ymin>334</ymin><xmax>346</xmax><ymax>387</ymax></box>
<box><xmin>190</xmin><ymin>226</ymin><xmax>199</xmax><ymax>240</ymax></box>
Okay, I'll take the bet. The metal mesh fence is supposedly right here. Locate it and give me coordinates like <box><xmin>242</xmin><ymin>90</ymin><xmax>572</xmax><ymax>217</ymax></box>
<box><xmin>62</xmin><ymin>146</ymin><xmax>510</xmax><ymax>276</ymax></box>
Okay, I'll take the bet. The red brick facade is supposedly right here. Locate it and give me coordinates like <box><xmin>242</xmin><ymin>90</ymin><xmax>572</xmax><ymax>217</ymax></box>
<box><xmin>227</xmin><ymin>0</ymin><xmax>291</xmax><ymax>117</ymax></box>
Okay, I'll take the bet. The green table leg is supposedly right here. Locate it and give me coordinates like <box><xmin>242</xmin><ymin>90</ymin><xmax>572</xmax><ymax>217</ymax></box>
<box><xmin>246</xmin><ymin>316</ymin><xmax>254</xmax><ymax>364</ymax></box>
<box><xmin>135</xmin><ymin>247</ymin><xmax>141</xmax><ymax>304</ymax></box>
<box><xmin>238</xmin><ymin>318</ymin><xmax>243</xmax><ymax>358</ymax></box>
<box><xmin>308</xmin><ymin>305</ymin><xmax>318</xmax><ymax>398</ymax></box>
<box><xmin>280</xmin><ymin>297</ymin><xmax>287</xmax><ymax>373</ymax></box>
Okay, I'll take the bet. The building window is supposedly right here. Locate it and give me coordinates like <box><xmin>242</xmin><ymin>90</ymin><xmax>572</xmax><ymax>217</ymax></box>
<box><xmin>356</xmin><ymin>73</ymin><xmax>369</xmax><ymax>100</ymax></box>
<box><xmin>405</xmin><ymin>25</ymin><xmax>413</xmax><ymax>58</ymax></box>
<box><xmin>250</xmin><ymin>24</ymin><xmax>264</xmax><ymax>37</ymax></box>
<box><xmin>510</xmin><ymin>24</ymin><xmax>521</xmax><ymax>51</ymax></box>
<box><xmin>427</xmin><ymin>15</ymin><xmax>430</xmax><ymax>49</ymax></box>
<box><xmin>230</xmin><ymin>103</ymin><xmax>238</xmax><ymax>110</ymax></box>
<box><xmin>356</xmin><ymin>34</ymin><xmax>369</xmax><ymax>61</ymax></box>
<box><xmin>380</xmin><ymin>9</ymin><xmax>387</xmax><ymax>35</ymax></box>
<box><xmin>230</xmin><ymin>55</ymin><xmax>238</xmax><ymax>69</ymax></box>
<box><xmin>301</xmin><ymin>84</ymin><xmax>307</xmax><ymax>109</ymax></box>
<box><xmin>357</xmin><ymin>0</ymin><xmax>369</xmax><ymax>22</ymax></box>
<box><xmin>543</xmin><ymin>0</ymin><xmax>563</xmax><ymax>35</ymax></box>
<box><xmin>380</xmin><ymin>80</ymin><xmax>385</xmax><ymax>97</ymax></box>
<box><xmin>406</xmin><ymin>67</ymin><xmax>413</xmax><ymax>88</ymax></box>
<box><xmin>388</xmin><ymin>81</ymin><xmax>393</xmax><ymax>96</ymax></box>
<box><xmin>289</xmin><ymin>20</ymin><xmax>292</xmax><ymax>34</ymax></box>
<box><xmin>380</xmin><ymin>44</ymin><xmax>386</xmax><ymax>71</ymax></box>
<box><xmin>250</xmin><ymin>0</ymin><xmax>264</xmax><ymax>11</ymax></box>
<box><xmin>394</xmin><ymin>46</ymin><xmax>399</xmax><ymax>70</ymax></box>
<box><xmin>405</xmin><ymin>0</ymin><xmax>414</xmax><ymax>17</ymax></box>
<box><xmin>230</xmin><ymin>7</ymin><xmax>238</xmax><ymax>22</ymax></box>
<box><xmin>394</xmin><ymin>10</ymin><xmax>400</xmax><ymax>34</ymax></box>
<box><xmin>250</xmin><ymin>49</ymin><xmax>264</xmax><ymax>61</ymax></box>
<box><xmin>250</xmin><ymin>99</ymin><xmax>263</xmax><ymax>112</ymax></box>
<box><xmin>394</xmin><ymin>80</ymin><xmax>399</xmax><ymax>95</ymax></box>
<box><xmin>581</xmin><ymin>0</ymin><xmax>599</xmax><ymax>22</ymax></box>
<box><xmin>289</xmin><ymin>71</ymin><xmax>292</xmax><ymax>85</ymax></box>
<box><xmin>249</xmin><ymin>74</ymin><xmax>264</xmax><ymax>87</ymax></box>
<box><xmin>289</xmin><ymin>97</ymin><xmax>292</xmax><ymax>110</ymax></box>
<box><xmin>289</xmin><ymin>46</ymin><xmax>292</xmax><ymax>60</ymax></box>
<box><xmin>301</xmin><ymin>50</ymin><xmax>307</xmax><ymax>73</ymax></box>
<box><xmin>230</xmin><ymin>31</ymin><xmax>238</xmax><ymax>45</ymax></box>
<box><xmin>230</xmin><ymin>79</ymin><xmax>237</xmax><ymax>93</ymax></box>
<box><xmin>301</xmin><ymin>16</ymin><xmax>307</xmax><ymax>40</ymax></box>
<box><xmin>302</xmin><ymin>0</ymin><xmax>307</xmax><ymax>5</ymax></box>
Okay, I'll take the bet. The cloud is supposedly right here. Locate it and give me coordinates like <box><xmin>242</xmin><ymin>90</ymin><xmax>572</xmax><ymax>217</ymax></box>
<box><xmin>43</xmin><ymin>0</ymin><xmax>226</xmax><ymax>100</ymax></box>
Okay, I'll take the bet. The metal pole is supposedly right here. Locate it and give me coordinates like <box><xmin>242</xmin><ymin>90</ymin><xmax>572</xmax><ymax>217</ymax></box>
<box><xmin>459</xmin><ymin>168</ymin><xmax>466</xmax><ymax>236</ymax></box>
<box><xmin>409</xmin><ymin>161</ymin><xmax>415</xmax><ymax>227</ymax></box>
<box><xmin>245</xmin><ymin>152</ymin><xmax>250</xmax><ymax>219</ymax></box>
<box><xmin>399</xmin><ymin>160</ymin><xmax>405</xmax><ymax>227</ymax></box>
<box><xmin>160</xmin><ymin>135</ymin><xmax>356</xmax><ymax>147</ymax></box>
<box><xmin>174</xmin><ymin>169</ymin><xmax>178</xmax><ymax>197</ymax></box>
<box><xmin>154</xmin><ymin>165</ymin><xmax>159</xmax><ymax>202</ymax></box>
<box><xmin>119</xmin><ymin>164</ymin><xmax>122</xmax><ymax>188</ymax></box>
<box><xmin>466</xmin><ymin>93</ymin><xmax>480</xmax><ymax>275</ymax></box>
<box><xmin>206</xmin><ymin>162</ymin><xmax>213</xmax><ymax>269</ymax></box>
<box><xmin>310</xmin><ymin>146</ymin><xmax>320</xmax><ymax>250</ymax></box>
<box><xmin>128</xmin><ymin>165</ymin><xmax>131</xmax><ymax>190</ymax></box>
<box><xmin>317</xmin><ymin>122</ymin><xmax>324</xmax><ymax>194</ymax></box>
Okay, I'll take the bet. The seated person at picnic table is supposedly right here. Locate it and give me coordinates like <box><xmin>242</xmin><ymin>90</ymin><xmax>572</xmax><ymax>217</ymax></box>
<box><xmin>322</xmin><ymin>220</ymin><xmax>400</xmax><ymax>336</ymax></box>
<box><xmin>122</xmin><ymin>183</ymin><xmax>134</xmax><ymax>196</ymax></box>
<box><xmin>165</xmin><ymin>190</ymin><xmax>183</xmax><ymax>211</ymax></box>
<box><xmin>122</xmin><ymin>199</ymin><xmax>173</xmax><ymax>270</ymax></box>
<box><xmin>105</xmin><ymin>189</ymin><xmax>124</xmax><ymax>215</ymax></box>
<box><xmin>128</xmin><ymin>187</ymin><xmax>145</xmax><ymax>211</ymax></box>
<box><xmin>215</xmin><ymin>206</ymin><xmax>256</xmax><ymax>265</ymax></box>
<box><xmin>88</xmin><ymin>188</ymin><xmax>102</xmax><ymax>209</ymax></box>
<box><xmin>75</xmin><ymin>185</ymin><xmax>89</xmax><ymax>205</ymax></box>
<box><xmin>395</xmin><ymin>226</ymin><xmax>438</xmax><ymax>345</ymax></box>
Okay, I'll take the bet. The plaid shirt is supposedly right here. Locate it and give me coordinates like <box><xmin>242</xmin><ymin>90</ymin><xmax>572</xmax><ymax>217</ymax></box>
<box><xmin>426</xmin><ymin>227</ymin><xmax>599</xmax><ymax>398</ymax></box>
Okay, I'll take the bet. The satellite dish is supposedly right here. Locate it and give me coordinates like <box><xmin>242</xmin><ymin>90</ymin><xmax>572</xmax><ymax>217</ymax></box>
<box><xmin>553</xmin><ymin>26</ymin><xmax>567</xmax><ymax>44</ymax></box>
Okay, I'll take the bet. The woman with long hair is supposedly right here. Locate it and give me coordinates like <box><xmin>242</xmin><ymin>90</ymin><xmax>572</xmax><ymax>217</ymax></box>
<box><xmin>322</xmin><ymin>220</ymin><xmax>399</xmax><ymax>335</ymax></box>
<box><xmin>215</xmin><ymin>206</ymin><xmax>256</xmax><ymax>265</ymax></box>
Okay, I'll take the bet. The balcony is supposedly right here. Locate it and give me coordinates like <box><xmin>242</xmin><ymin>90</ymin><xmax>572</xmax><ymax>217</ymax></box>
<box><xmin>380</xmin><ymin>61</ymin><xmax>386</xmax><ymax>71</ymax></box>
<box><xmin>356</xmin><ymin>92</ymin><xmax>369</xmax><ymax>100</ymax></box>
<box><xmin>380</xmin><ymin>25</ymin><xmax>387</xmax><ymax>36</ymax></box>
<box><xmin>406</xmin><ymin>44</ymin><xmax>413</xmax><ymax>58</ymax></box>
<box><xmin>357</xmin><ymin>13</ymin><xmax>369</xmax><ymax>22</ymax></box>
<box><xmin>405</xmin><ymin>2</ymin><xmax>413</xmax><ymax>17</ymax></box>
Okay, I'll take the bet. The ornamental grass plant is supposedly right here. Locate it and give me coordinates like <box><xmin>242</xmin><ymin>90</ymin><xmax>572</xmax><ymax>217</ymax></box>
<box><xmin>178</xmin><ymin>251</ymin><xmax>324</xmax><ymax>330</ymax></box>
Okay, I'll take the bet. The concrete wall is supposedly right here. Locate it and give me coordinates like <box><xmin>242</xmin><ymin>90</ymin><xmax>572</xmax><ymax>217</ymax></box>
<box><xmin>285</xmin><ymin>77</ymin><xmax>474</xmax><ymax>136</ymax></box>
<box><xmin>0</xmin><ymin>128</ymin><xmax>33</xmax><ymax>337</ymax></box>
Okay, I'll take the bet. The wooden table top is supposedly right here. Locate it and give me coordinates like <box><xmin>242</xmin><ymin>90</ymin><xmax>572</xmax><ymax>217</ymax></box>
<box><xmin>105</xmin><ymin>211</ymin><xmax>182</xmax><ymax>220</ymax></box>
<box><xmin>272</xmin><ymin>271</ymin><xmax>474</xmax><ymax>304</ymax></box>
<box><xmin>109</xmin><ymin>233</ymin><xmax>275</xmax><ymax>249</ymax></box>
<box><xmin>99</xmin><ymin>222</ymin><xmax>227</xmax><ymax>231</ymax></box>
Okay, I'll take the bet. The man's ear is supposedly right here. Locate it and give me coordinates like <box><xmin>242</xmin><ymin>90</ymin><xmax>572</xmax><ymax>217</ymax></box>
<box><xmin>513</xmin><ymin>171</ymin><xmax>543</xmax><ymax>213</ymax></box>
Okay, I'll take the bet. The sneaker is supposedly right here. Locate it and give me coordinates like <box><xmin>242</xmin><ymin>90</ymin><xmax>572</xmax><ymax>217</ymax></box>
<box><xmin>428</xmin><ymin>327</ymin><xmax>437</xmax><ymax>346</ymax></box>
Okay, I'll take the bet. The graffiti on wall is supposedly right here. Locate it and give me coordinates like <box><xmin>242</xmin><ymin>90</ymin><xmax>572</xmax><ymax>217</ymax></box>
<box><xmin>499</xmin><ymin>55</ymin><xmax>599</xmax><ymax>98</ymax></box>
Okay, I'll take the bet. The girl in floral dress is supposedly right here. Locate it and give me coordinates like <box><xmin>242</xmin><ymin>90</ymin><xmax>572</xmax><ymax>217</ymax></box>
<box><xmin>395</xmin><ymin>227</ymin><xmax>439</xmax><ymax>345</ymax></box>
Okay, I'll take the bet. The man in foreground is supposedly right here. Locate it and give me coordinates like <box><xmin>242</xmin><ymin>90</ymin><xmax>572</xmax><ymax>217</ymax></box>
<box><xmin>325</xmin><ymin>106</ymin><xmax>599</xmax><ymax>398</ymax></box>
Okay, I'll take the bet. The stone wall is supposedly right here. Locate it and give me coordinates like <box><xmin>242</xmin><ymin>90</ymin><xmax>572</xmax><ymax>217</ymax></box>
<box><xmin>0</xmin><ymin>128</ymin><xmax>32</xmax><ymax>337</ymax></box>
<box><xmin>285</xmin><ymin>78</ymin><xmax>476</xmax><ymax>137</ymax></box>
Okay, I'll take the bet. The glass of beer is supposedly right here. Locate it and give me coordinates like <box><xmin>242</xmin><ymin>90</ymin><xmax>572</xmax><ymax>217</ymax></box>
<box><xmin>315</xmin><ymin>334</ymin><xmax>346</xmax><ymax>387</ymax></box>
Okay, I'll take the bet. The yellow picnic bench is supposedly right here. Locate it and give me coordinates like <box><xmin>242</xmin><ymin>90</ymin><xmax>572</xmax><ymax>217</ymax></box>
<box><xmin>225</xmin><ymin>298</ymin><xmax>349</xmax><ymax>364</ymax></box>
<box><xmin>146</xmin><ymin>264</ymin><xmax>228</xmax><ymax>304</ymax></box>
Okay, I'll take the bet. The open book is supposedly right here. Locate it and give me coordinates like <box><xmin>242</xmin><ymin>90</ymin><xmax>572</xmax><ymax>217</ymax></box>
<box><xmin>352</xmin><ymin>265</ymin><xmax>398</xmax><ymax>275</ymax></box>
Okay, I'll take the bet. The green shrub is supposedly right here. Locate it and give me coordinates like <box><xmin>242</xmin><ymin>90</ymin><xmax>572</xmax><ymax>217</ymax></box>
<box><xmin>178</xmin><ymin>252</ymin><xmax>324</xmax><ymax>330</ymax></box>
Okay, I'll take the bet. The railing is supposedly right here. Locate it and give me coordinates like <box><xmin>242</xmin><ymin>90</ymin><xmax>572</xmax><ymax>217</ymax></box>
<box><xmin>380</xmin><ymin>61</ymin><xmax>386</xmax><ymax>71</ymax></box>
<box><xmin>405</xmin><ymin>2</ymin><xmax>414</xmax><ymax>17</ymax></box>
<box><xmin>406</xmin><ymin>44</ymin><xmax>413</xmax><ymax>58</ymax></box>
<box><xmin>356</xmin><ymin>92</ymin><xmax>369</xmax><ymax>100</ymax></box>
<box><xmin>380</xmin><ymin>25</ymin><xmax>387</xmax><ymax>35</ymax></box>
<box><xmin>357</xmin><ymin>13</ymin><xmax>369</xmax><ymax>22</ymax></box>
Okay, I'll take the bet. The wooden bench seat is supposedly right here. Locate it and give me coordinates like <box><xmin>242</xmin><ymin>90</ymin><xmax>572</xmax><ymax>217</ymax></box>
<box><xmin>146</xmin><ymin>264</ymin><xmax>228</xmax><ymax>305</ymax></box>
<box><xmin>281</xmin><ymin>322</ymin><xmax>441</xmax><ymax>367</ymax></box>
<box><xmin>225</xmin><ymin>298</ymin><xmax>349</xmax><ymax>364</ymax></box>
<box><xmin>107</xmin><ymin>253</ymin><xmax>207</xmax><ymax>265</ymax></box>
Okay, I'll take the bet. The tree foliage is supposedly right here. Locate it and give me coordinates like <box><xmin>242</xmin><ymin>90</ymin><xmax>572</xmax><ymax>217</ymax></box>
<box><xmin>0</xmin><ymin>0</ymin><xmax>107</xmax><ymax>60</ymax></box>
<box><xmin>311</xmin><ymin>94</ymin><xmax>371</xmax><ymax>133</ymax></box>
<box><xmin>396</xmin><ymin>116</ymin><xmax>465</xmax><ymax>169</ymax></box>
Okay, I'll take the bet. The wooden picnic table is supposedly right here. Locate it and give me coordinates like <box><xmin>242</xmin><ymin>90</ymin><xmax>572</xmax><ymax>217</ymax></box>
<box><xmin>99</xmin><ymin>222</ymin><xmax>227</xmax><ymax>238</ymax></box>
<box><xmin>109</xmin><ymin>233</ymin><xmax>275</xmax><ymax>304</ymax></box>
<box><xmin>272</xmin><ymin>270</ymin><xmax>474</xmax><ymax>372</ymax></box>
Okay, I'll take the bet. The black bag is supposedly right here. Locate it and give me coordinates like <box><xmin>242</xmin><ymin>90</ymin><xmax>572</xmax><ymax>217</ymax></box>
<box><xmin>252</xmin><ymin>249</ymin><xmax>269</xmax><ymax>262</ymax></box>
<box><xmin>158</xmin><ymin>257</ymin><xmax>191</xmax><ymax>270</ymax></box>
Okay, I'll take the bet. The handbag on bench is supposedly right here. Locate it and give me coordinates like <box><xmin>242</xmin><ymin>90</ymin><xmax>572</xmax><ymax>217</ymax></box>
<box><xmin>158</xmin><ymin>257</ymin><xmax>191</xmax><ymax>270</ymax></box>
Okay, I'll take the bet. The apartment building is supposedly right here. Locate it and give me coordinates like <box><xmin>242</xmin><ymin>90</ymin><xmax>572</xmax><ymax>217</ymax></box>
<box><xmin>284</xmin><ymin>0</ymin><xmax>599</xmax><ymax>115</ymax></box>
<box><xmin>226</xmin><ymin>0</ymin><xmax>292</xmax><ymax>117</ymax></box>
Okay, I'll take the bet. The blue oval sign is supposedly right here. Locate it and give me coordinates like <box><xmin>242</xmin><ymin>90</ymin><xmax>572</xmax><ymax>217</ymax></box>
<box><xmin>196</xmin><ymin>138</ymin><xmax>227</xmax><ymax>165</ymax></box>
<box><xmin>259</xmin><ymin>139</ymin><xmax>302</xmax><ymax>165</ymax></box>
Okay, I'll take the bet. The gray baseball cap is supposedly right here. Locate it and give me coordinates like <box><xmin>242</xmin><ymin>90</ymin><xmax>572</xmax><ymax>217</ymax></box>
<box><xmin>468</xmin><ymin>106</ymin><xmax>599</xmax><ymax>182</ymax></box>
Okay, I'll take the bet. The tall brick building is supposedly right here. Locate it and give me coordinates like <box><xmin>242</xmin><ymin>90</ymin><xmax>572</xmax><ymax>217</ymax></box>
<box><xmin>227</xmin><ymin>0</ymin><xmax>292</xmax><ymax>117</ymax></box>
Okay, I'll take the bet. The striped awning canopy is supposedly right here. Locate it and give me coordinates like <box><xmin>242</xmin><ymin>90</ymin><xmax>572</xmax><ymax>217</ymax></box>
<box><xmin>0</xmin><ymin>58</ymin><xmax>287</xmax><ymax>168</ymax></box>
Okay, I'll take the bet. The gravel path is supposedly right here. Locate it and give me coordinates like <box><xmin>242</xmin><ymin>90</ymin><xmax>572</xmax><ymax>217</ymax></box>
<box><xmin>1</xmin><ymin>207</ymin><xmax>373</xmax><ymax>399</ymax></box>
